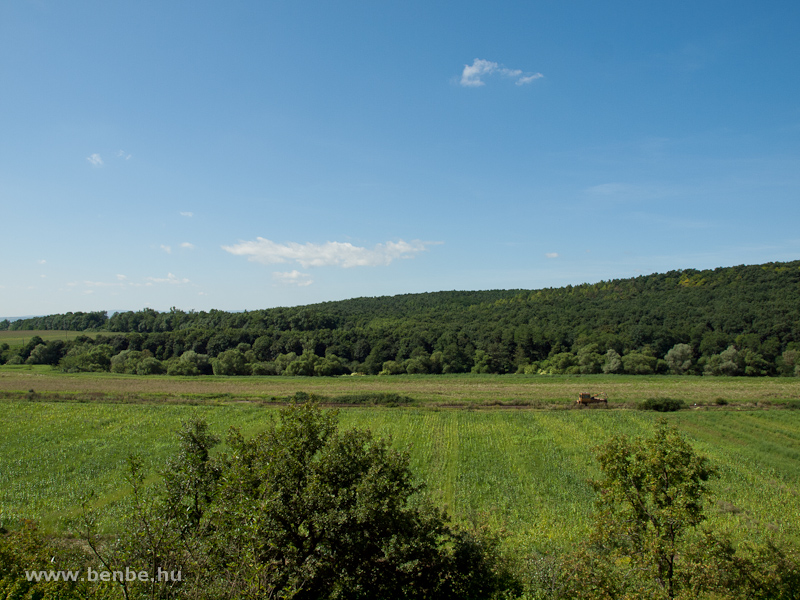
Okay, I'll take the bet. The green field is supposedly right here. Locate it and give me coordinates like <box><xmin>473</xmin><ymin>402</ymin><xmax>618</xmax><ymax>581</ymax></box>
<box><xmin>0</xmin><ymin>330</ymin><xmax>100</xmax><ymax>348</ymax></box>
<box><xmin>2</xmin><ymin>398</ymin><xmax>798</xmax><ymax>554</ymax></box>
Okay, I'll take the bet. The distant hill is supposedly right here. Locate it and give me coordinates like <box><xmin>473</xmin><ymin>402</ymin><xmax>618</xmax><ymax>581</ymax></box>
<box><xmin>2</xmin><ymin>260</ymin><xmax>799</xmax><ymax>376</ymax></box>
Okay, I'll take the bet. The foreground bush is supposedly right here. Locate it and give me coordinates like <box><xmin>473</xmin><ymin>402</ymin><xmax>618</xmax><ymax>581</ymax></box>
<box><xmin>82</xmin><ymin>404</ymin><xmax>518</xmax><ymax>599</ymax></box>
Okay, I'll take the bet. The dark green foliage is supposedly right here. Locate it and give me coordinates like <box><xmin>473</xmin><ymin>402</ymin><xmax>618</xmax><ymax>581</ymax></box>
<box><xmin>59</xmin><ymin>343</ymin><xmax>114</xmax><ymax>372</ymax></box>
<box><xmin>638</xmin><ymin>397</ymin><xmax>687</xmax><ymax>412</ymax></box>
<box><xmin>7</xmin><ymin>260</ymin><xmax>800</xmax><ymax>376</ymax></box>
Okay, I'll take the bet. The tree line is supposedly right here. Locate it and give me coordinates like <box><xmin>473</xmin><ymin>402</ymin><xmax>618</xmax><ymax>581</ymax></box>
<box><xmin>2</xmin><ymin>261</ymin><xmax>799</xmax><ymax>376</ymax></box>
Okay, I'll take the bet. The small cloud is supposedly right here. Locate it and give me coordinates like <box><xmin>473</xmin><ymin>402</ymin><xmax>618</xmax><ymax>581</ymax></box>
<box><xmin>87</xmin><ymin>153</ymin><xmax>103</xmax><ymax>167</ymax></box>
<box><xmin>460</xmin><ymin>59</ymin><xmax>496</xmax><ymax>87</ymax></box>
<box><xmin>460</xmin><ymin>58</ymin><xmax>543</xmax><ymax>87</ymax></box>
<box><xmin>116</xmin><ymin>150</ymin><xmax>132</xmax><ymax>160</ymax></box>
<box><xmin>223</xmin><ymin>238</ymin><xmax>440</xmax><ymax>268</ymax></box>
<box><xmin>180</xmin><ymin>242</ymin><xmax>195</xmax><ymax>250</ymax></box>
<box><xmin>38</xmin><ymin>259</ymin><xmax>46</xmax><ymax>265</ymax></box>
<box><xmin>84</xmin><ymin>280</ymin><xmax>124</xmax><ymax>288</ymax></box>
<box><xmin>145</xmin><ymin>273</ymin><xmax>190</xmax><ymax>285</ymax></box>
<box><xmin>516</xmin><ymin>73</ymin><xmax>544</xmax><ymax>85</ymax></box>
<box><xmin>160</xmin><ymin>244</ymin><xmax>172</xmax><ymax>254</ymax></box>
<box><xmin>273</xmin><ymin>270</ymin><xmax>314</xmax><ymax>287</ymax></box>
<box><xmin>545</xmin><ymin>252</ymin><xmax>559</xmax><ymax>259</ymax></box>
<box><xmin>116</xmin><ymin>274</ymin><xmax>127</xmax><ymax>281</ymax></box>
<box><xmin>180</xmin><ymin>211</ymin><xmax>193</xmax><ymax>218</ymax></box>
<box><xmin>585</xmin><ymin>183</ymin><xmax>632</xmax><ymax>196</ymax></box>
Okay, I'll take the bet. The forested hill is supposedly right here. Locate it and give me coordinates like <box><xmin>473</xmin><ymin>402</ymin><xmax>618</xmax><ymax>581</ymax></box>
<box><xmin>2</xmin><ymin>261</ymin><xmax>799</xmax><ymax>376</ymax></box>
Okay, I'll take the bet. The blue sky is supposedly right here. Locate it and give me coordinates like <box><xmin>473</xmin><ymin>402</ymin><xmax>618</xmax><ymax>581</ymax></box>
<box><xmin>2</xmin><ymin>1</ymin><xmax>799</xmax><ymax>317</ymax></box>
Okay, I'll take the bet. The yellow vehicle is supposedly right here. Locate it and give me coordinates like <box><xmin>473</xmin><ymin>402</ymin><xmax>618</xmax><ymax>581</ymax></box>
<box><xmin>577</xmin><ymin>392</ymin><xmax>608</xmax><ymax>406</ymax></box>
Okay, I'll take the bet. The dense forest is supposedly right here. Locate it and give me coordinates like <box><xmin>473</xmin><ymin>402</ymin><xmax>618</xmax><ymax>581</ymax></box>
<box><xmin>2</xmin><ymin>260</ymin><xmax>799</xmax><ymax>377</ymax></box>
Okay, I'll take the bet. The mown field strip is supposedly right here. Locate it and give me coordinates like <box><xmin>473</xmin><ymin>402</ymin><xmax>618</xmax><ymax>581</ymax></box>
<box><xmin>2</xmin><ymin>370</ymin><xmax>800</xmax><ymax>404</ymax></box>
<box><xmin>1</xmin><ymin>402</ymin><xmax>799</xmax><ymax>552</ymax></box>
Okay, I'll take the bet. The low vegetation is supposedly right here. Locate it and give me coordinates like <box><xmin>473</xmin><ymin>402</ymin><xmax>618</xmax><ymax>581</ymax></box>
<box><xmin>638</xmin><ymin>397</ymin><xmax>687</xmax><ymax>411</ymax></box>
<box><xmin>3</xmin><ymin>405</ymin><xmax>799</xmax><ymax>599</ymax></box>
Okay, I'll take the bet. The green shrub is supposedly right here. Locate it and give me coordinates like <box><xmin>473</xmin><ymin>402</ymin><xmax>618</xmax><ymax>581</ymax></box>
<box><xmin>329</xmin><ymin>392</ymin><xmax>414</xmax><ymax>405</ymax></box>
<box><xmin>638</xmin><ymin>397</ymin><xmax>687</xmax><ymax>412</ymax></box>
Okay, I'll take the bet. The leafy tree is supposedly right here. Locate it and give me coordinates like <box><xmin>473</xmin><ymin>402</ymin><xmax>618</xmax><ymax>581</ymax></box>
<box><xmin>314</xmin><ymin>353</ymin><xmax>349</xmax><ymax>376</ymax></box>
<box><xmin>59</xmin><ymin>343</ymin><xmax>114</xmax><ymax>372</ymax></box>
<box><xmin>589</xmin><ymin>420</ymin><xmax>716</xmax><ymax>599</ymax></box>
<box><xmin>704</xmin><ymin>345</ymin><xmax>744</xmax><ymax>376</ymax></box>
<box><xmin>743</xmin><ymin>349</ymin><xmax>771</xmax><ymax>376</ymax></box>
<box><xmin>167</xmin><ymin>350</ymin><xmax>213</xmax><ymax>376</ymax></box>
<box><xmin>163</xmin><ymin>419</ymin><xmax>221</xmax><ymax>530</ymax></box>
<box><xmin>211</xmin><ymin>348</ymin><xmax>249</xmax><ymax>376</ymax></box>
<box><xmin>577</xmin><ymin>343</ymin><xmax>603</xmax><ymax>374</ymax></box>
<box><xmin>274</xmin><ymin>351</ymin><xmax>299</xmax><ymax>374</ymax></box>
<box><xmin>778</xmin><ymin>349</ymin><xmax>799</xmax><ymax>376</ymax></box>
<box><xmin>285</xmin><ymin>349</ymin><xmax>320</xmax><ymax>376</ymax></box>
<box><xmin>110</xmin><ymin>349</ymin><xmax>145</xmax><ymax>373</ymax></box>
<box><xmin>25</xmin><ymin>340</ymin><xmax>65</xmax><ymax>365</ymax></box>
<box><xmin>664</xmin><ymin>343</ymin><xmax>693</xmax><ymax>375</ymax></box>
<box><xmin>136</xmin><ymin>356</ymin><xmax>166</xmax><ymax>375</ymax></box>
<box><xmin>380</xmin><ymin>359</ymin><xmax>406</xmax><ymax>375</ymax></box>
<box><xmin>18</xmin><ymin>335</ymin><xmax>44</xmax><ymax>361</ymax></box>
<box><xmin>622</xmin><ymin>351</ymin><xmax>657</xmax><ymax>375</ymax></box>
<box><xmin>548</xmin><ymin>352</ymin><xmax>579</xmax><ymax>374</ymax></box>
<box><xmin>250</xmin><ymin>361</ymin><xmax>279</xmax><ymax>375</ymax></box>
<box><xmin>602</xmin><ymin>349</ymin><xmax>623</xmax><ymax>374</ymax></box>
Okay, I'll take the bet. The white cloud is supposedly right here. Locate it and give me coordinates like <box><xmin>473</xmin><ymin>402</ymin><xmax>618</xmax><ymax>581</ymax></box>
<box><xmin>460</xmin><ymin>59</ymin><xmax>498</xmax><ymax>87</ymax></box>
<box><xmin>180</xmin><ymin>211</ymin><xmax>193</xmax><ymax>217</ymax></box>
<box><xmin>117</xmin><ymin>150</ymin><xmax>132</xmax><ymax>160</ymax></box>
<box><xmin>273</xmin><ymin>270</ymin><xmax>314</xmax><ymax>287</ymax></box>
<box><xmin>181</xmin><ymin>242</ymin><xmax>195</xmax><ymax>250</ymax></box>
<box><xmin>116</xmin><ymin>274</ymin><xmax>127</xmax><ymax>281</ymax></box>
<box><xmin>222</xmin><ymin>238</ymin><xmax>439</xmax><ymax>268</ymax></box>
<box><xmin>460</xmin><ymin>58</ymin><xmax>543</xmax><ymax>87</ymax></box>
<box><xmin>87</xmin><ymin>153</ymin><xmax>103</xmax><ymax>167</ymax></box>
<box><xmin>145</xmin><ymin>273</ymin><xmax>190</xmax><ymax>285</ymax></box>
<box><xmin>160</xmin><ymin>244</ymin><xmax>172</xmax><ymax>254</ymax></box>
<box><xmin>545</xmin><ymin>252</ymin><xmax>559</xmax><ymax>259</ymax></box>
<box><xmin>516</xmin><ymin>73</ymin><xmax>544</xmax><ymax>85</ymax></box>
<box><xmin>38</xmin><ymin>259</ymin><xmax>46</xmax><ymax>265</ymax></box>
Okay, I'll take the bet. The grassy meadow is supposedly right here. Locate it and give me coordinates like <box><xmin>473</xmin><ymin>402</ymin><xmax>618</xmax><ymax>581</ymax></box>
<box><xmin>1</xmin><ymin>373</ymin><xmax>799</xmax><ymax>554</ymax></box>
